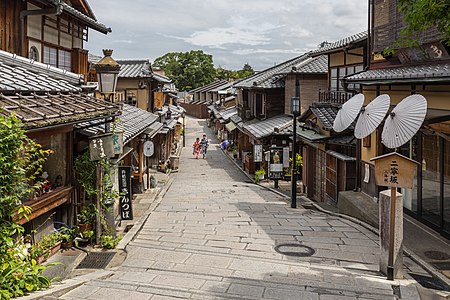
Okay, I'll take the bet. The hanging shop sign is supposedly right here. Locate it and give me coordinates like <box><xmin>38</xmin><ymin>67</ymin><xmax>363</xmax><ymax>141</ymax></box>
<box><xmin>89</xmin><ymin>133</ymin><xmax>115</xmax><ymax>161</ymax></box>
<box><xmin>269</xmin><ymin>146</ymin><xmax>284</xmax><ymax>179</ymax></box>
<box><xmin>113</xmin><ymin>132</ymin><xmax>124</xmax><ymax>155</ymax></box>
<box><xmin>254</xmin><ymin>144</ymin><xmax>263</xmax><ymax>162</ymax></box>
<box><xmin>118</xmin><ymin>166</ymin><xmax>133</xmax><ymax>220</ymax></box>
<box><xmin>143</xmin><ymin>140</ymin><xmax>155</xmax><ymax>157</ymax></box>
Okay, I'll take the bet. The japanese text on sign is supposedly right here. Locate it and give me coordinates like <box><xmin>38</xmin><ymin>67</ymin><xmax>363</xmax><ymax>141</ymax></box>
<box><xmin>118</xmin><ymin>166</ymin><xmax>133</xmax><ymax>220</ymax></box>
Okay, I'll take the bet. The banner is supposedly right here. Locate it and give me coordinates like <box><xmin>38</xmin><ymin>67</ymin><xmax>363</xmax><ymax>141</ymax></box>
<box><xmin>269</xmin><ymin>147</ymin><xmax>284</xmax><ymax>179</ymax></box>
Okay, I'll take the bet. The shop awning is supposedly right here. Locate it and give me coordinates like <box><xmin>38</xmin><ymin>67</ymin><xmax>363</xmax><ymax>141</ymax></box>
<box><xmin>145</xmin><ymin>121</ymin><xmax>164</xmax><ymax>138</ymax></box>
<box><xmin>225</xmin><ymin>122</ymin><xmax>237</xmax><ymax>132</ymax></box>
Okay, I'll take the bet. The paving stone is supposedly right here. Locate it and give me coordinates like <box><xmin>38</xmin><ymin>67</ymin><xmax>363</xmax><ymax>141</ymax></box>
<box><xmin>227</xmin><ymin>283</ymin><xmax>265</xmax><ymax>298</ymax></box>
<box><xmin>151</xmin><ymin>274</ymin><xmax>205</xmax><ymax>289</ymax></box>
<box><xmin>263</xmin><ymin>287</ymin><xmax>318</xmax><ymax>300</ymax></box>
<box><xmin>87</xmin><ymin>287</ymin><xmax>151</xmax><ymax>300</ymax></box>
<box><xmin>185</xmin><ymin>253</ymin><xmax>233</xmax><ymax>268</ymax></box>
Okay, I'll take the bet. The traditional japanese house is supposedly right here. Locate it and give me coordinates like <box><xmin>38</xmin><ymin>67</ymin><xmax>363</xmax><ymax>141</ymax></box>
<box><xmin>344</xmin><ymin>0</ymin><xmax>450</xmax><ymax>238</ymax></box>
<box><xmin>0</xmin><ymin>50</ymin><xmax>118</xmax><ymax>242</ymax></box>
<box><xmin>233</xmin><ymin>53</ymin><xmax>328</xmax><ymax>175</ymax></box>
<box><xmin>0</xmin><ymin>0</ymin><xmax>111</xmax><ymax>77</ymax></box>
<box><xmin>296</xmin><ymin>32</ymin><xmax>368</xmax><ymax>205</ymax></box>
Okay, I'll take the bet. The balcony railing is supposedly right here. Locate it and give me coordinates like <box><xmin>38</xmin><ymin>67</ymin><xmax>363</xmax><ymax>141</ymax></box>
<box><xmin>318</xmin><ymin>90</ymin><xmax>353</xmax><ymax>105</ymax></box>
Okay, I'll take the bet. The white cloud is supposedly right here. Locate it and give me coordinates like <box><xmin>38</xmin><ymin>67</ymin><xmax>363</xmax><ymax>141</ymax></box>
<box><xmin>86</xmin><ymin>0</ymin><xmax>368</xmax><ymax>70</ymax></box>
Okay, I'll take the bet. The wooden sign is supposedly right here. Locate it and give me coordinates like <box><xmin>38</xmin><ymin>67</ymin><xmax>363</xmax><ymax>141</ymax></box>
<box><xmin>118</xmin><ymin>166</ymin><xmax>133</xmax><ymax>220</ymax></box>
<box><xmin>254</xmin><ymin>144</ymin><xmax>263</xmax><ymax>162</ymax></box>
<box><xmin>370</xmin><ymin>152</ymin><xmax>419</xmax><ymax>189</ymax></box>
<box><xmin>89</xmin><ymin>133</ymin><xmax>115</xmax><ymax>161</ymax></box>
<box><xmin>113</xmin><ymin>132</ymin><xmax>123</xmax><ymax>155</ymax></box>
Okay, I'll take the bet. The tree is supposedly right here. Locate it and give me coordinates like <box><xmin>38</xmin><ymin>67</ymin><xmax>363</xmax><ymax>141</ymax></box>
<box><xmin>215</xmin><ymin>64</ymin><xmax>255</xmax><ymax>82</ymax></box>
<box><xmin>397</xmin><ymin>0</ymin><xmax>450</xmax><ymax>46</ymax></box>
<box><xmin>153</xmin><ymin>50</ymin><xmax>216</xmax><ymax>91</ymax></box>
<box><xmin>0</xmin><ymin>113</ymin><xmax>52</xmax><ymax>298</ymax></box>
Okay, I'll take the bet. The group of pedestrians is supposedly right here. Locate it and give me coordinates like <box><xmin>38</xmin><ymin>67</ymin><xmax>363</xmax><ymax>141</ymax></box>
<box><xmin>192</xmin><ymin>134</ymin><xmax>209</xmax><ymax>159</ymax></box>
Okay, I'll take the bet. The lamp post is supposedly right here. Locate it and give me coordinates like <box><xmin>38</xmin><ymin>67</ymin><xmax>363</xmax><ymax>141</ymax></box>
<box><xmin>94</xmin><ymin>49</ymin><xmax>120</xmax><ymax>102</ymax></box>
<box><xmin>181</xmin><ymin>111</ymin><xmax>186</xmax><ymax>147</ymax></box>
<box><xmin>93</xmin><ymin>49</ymin><xmax>121</xmax><ymax>242</ymax></box>
<box><xmin>290</xmin><ymin>97</ymin><xmax>300</xmax><ymax>209</ymax></box>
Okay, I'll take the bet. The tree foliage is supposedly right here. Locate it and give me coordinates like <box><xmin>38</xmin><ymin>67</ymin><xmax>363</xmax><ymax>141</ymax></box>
<box><xmin>397</xmin><ymin>0</ymin><xmax>450</xmax><ymax>46</ymax></box>
<box><xmin>153</xmin><ymin>50</ymin><xmax>216</xmax><ymax>91</ymax></box>
<box><xmin>153</xmin><ymin>51</ymin><xmax>255</xmax><ymax>91</ymax></box>
<box><xmin>0</xmin><ymin>113</ymin><xmax>52</xmax><ymax>299</ymax></box>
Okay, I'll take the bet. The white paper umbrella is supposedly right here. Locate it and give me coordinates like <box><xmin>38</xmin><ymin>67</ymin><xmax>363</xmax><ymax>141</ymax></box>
<box><xmin>355</xmin><ymin>94</ymin><xmax>390</xmax><ymax>139</ymax></box>
<box><xmin>382</xmin><ymin>94</ymin><xmax>427</xmax><ymax>149</ymax></box>
<box><xmin>333</xmin><ymin>93</ymin><xmax>364</xmax><ymax>132</ymax></box>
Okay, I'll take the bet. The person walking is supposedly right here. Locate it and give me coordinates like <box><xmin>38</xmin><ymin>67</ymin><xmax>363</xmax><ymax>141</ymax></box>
<box><xmin>200</xmin><ymin>134</ymin><xmax>209</xmax><ymax>159</ymax></box>
<box><xmin>192</xmin><ymin>137</ymin><xmax>201</xmax><ymax>159</ymax></box>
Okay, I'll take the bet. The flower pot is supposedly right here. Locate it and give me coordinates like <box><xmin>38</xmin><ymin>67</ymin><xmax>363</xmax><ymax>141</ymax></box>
<box><xmin>79</xmin><ymin>223</ymin><xmax>92</xmax><ymax>233</ymax></box>
<box><xmin>61</xmin><ymin>241</ymin><xmax>73</xmax><ymax>249</ymax></box>
<box><xmin>36</xmin><ymin>255</ymin><xmax>46</xmax><ymax>265</ymax></box>
<box><xmin>50</xmin><ymin>242</ymin><xmax>62</xmax><ymax>256</ymax></box>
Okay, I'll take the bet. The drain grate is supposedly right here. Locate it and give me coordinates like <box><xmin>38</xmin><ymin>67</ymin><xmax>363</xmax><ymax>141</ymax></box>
<box><xmin>76</xmin><ymin>252</ymin><xmax>115</xmax><ymax>269</ymax></box>
<box><xmin>424</xmin><ymin>251</ymin><xmax>450</xmax><ymax>261</ymax></box>
<box><xmin>274</xmin><ymin>243</ymin><xmax>315</xmax><ymax>257</ymax></box>
<box><xmin>408</xmin><ymin>273</ymin><xmax>450</xmax><ymax>292</ymax></box>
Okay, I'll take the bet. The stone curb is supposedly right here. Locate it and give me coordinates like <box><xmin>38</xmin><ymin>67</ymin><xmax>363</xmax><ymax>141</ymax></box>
<box><xmin>222</xmin><ymin>149</ymin><xmax>450</xmax><ymax>291</ymax></box>
<box><xmin>21</xmin><ymin>270</ymin><xmax>114</xmax><ymax>300</ymax></box>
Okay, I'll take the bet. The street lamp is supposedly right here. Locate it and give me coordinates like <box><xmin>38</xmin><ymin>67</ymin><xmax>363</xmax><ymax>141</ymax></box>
<box><xmin>290</xmin><ymin>96</ymin><xmax>300</xmax><ymax>208</ymax></box>
<box><xmin>94</xmin><ymin>49</ymin><xmax>120</xmax><ymax>102</ymax></box>
<box><xmin>181</xmin><ymin>111</ymin><xmax>186</xmax><ymax>147</ymax></box>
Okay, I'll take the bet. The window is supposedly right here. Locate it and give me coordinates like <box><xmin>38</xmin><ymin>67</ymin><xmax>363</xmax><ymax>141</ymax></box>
<box><xmin>58</xmin><ymin>49</ymin><xmax>71</xmax><ymax>71</ymax></box>
<box><xmin>29</xmin><ymin>46</ymin><xmax>39</xmax><ymax>62</ymax></box>
<box><xmin>43</xmin><ymin>46</ymin><xmax>57</xmax><ymax>67</ymax></box>
<box><xmin>329</xmin><ymin>64</ymin><xmax>363</xmax><ymax>91</ymax></box>
<box><xmin>43</xmin><ymin>46</ymin><xmax>71</xmax><ymax>71</ymax></box>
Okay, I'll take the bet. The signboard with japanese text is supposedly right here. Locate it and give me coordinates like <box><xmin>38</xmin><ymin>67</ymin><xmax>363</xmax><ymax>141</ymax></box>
<box><xmin>283</xmin><ymin>147</ymin><xmax>290</xmax><ymax>168</ymax></box>
<box><xmin>118</xmin><ymin>166</ymin><xmax>133</xmax><ymax>220</ymax></box>
<box><xmin>254</xmin><ymin>144</ymin><xmax>263</xmax><ymax>162</ymax></box>
<box><xmin>269</xmin><ymin>146</ymin><xmax>284</xmax><ymax>179</ymax></box>
<box><xmin>89</xmin><ymin>133</ymin><xmax>115</xmax><ymax>161</ymax></box>
<box><xmin>113</xmin><ymin>132</ymin><xmax>123</xmax><ymax>155</ymax></box>
<box><xmin>371</xmin><ymin>152</ymin><xmax>419</xmax><ymax>189</ymax></box>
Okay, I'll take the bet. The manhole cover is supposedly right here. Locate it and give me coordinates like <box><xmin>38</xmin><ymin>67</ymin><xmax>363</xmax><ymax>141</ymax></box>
<box><xmin>274</xmin><ymin>243</ymin><xmax>315</xmax><ymax>257</ymax></box>
<box><xmin>212</xmin><ymin>189</ymin><xmax>235</xmax><ymax>194</ymax></box>
<box><xmin>76</xmin><ymin>252</ymin><xmax>115</xmax><ymax>269</ymax></box>
<box><xmin>409</xmin><ymin>273</ymin><xmax>450</xmax><ymax>291</ymax></box>
<box><xmin>424</xmin><ymin>251</ymin><xmax>450</xmax><ymax>261</ymax></box>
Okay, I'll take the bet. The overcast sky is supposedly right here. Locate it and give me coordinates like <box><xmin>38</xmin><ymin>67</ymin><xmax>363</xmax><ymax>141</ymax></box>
<box><xmin>86</xmin><ymin>0</ymin><xmax>368</xmax><ymax>71</ymax></box>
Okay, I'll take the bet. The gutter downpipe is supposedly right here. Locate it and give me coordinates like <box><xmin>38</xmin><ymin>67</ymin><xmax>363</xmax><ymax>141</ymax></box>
<box><xmin>20</xmin><ymin>4</ymin><xmax>63</xmax><ymax>57</ymax></box>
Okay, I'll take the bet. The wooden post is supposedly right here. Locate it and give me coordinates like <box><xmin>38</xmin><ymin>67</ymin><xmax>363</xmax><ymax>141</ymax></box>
<box><xmin>387</xmin><ymin>186</ymin><xmax>396</xmax><ymax>280</ymax></box>
<box><xmin>95</xmin><ymin>165</ymin><xmax>102</xmax><ymax>245</ymax></box>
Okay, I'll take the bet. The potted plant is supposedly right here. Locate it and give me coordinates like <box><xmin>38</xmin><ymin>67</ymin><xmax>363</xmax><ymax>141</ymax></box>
<box><xmin>59</xmin><ymin>226</ymin><xmax>79</xmax><ymax>249</ymax></box>
<box><xmin>29</xmin><ymin>233</ymin><xmax>62</xmax><ymax>263</ymax></box>
<box><xmin>77</xmin><ymin>204</ymin><xmax>97</xmax><ymax>232</ymax></box>
<box><xmin>77</xmin><ymin>229</ymin><xmax>94</xmax><ymax>247</ymax></box>
<box><xmin>254</xmin><ymin>169</ymin><xmax>266</xmax><ymax>183</ymax></box>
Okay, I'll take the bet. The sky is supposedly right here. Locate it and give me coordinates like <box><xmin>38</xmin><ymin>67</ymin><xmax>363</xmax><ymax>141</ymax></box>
<box><xmin>86</xmin><ymin>0</ymin><xmax>368</xmax><ymax>71</ymax></box>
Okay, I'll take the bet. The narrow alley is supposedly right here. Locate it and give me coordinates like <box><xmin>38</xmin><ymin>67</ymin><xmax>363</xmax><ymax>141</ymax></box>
<box><xmin>51</xmin><ymin>117</ymin><xmax>425</xmax><ymax>300</ymax></box>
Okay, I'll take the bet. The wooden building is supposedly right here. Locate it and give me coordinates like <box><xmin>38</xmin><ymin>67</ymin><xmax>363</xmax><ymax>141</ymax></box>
<box><xmin>344</xmin><ymin>0</ymin><xmax>450</xmax><ymax>238</ymax></box>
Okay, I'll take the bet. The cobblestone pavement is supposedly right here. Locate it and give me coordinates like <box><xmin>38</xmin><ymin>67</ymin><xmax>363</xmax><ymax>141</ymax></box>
<box><xmin>56</xmin><ymin>117</ymin><xmax>425</xmax><ymax>300</ymax></box>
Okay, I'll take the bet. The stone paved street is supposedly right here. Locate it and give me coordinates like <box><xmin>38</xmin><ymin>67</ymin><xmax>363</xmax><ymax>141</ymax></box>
<box><xmin>57</xmin><ymin>117</ymin><xmax>423</xmax><ymax>299</ymax></box>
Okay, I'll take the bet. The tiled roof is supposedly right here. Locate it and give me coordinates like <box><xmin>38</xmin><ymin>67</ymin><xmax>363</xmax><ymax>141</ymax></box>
<box><xmin>218</xmin><ymin>107</ymin><xmax>237</xmax><ymax>121</ymax></box>
<box><xmin>189</xmin><ymin>80</ymin><xmax>228</xmax><ymax>93</ymax></box>
<box><xmin>230</xmin><ymin>114</ymin><xmax>242</xmax><ymax>124</ymax></box>
<box><xmin>310</xmin><ymin>31</ymin><xmax>367</xmax><ymax>56</ymax></box>
<box><xmin>117</xmin><ymin>60</ymin><xmax>151</xmax><ymax>78</ymax></box>
<box><xmin>152</xmin><ymin>73</ymin><xmax>172</xmax><ymax>83</ymax></box>
<box><xmin>0</xmin><ymin>92</ymin><xmax>118</xmax><ymax>129</ymax></box>
<box><xmin>277</xmin><ymin>55</ymin><xmax>328</xmax><ymax>75</ymax></box>
<box><xmin>299</xmin><ymin>102</ymin><xmax>343</xmax><ymax>131</ymax></box>
<box><xmin>345</xmin><ymin>62</ymin><xmax>450</xmax><ymax>84</ymax></box>
<box><xmin>243</xmin><ymin>115</ymin><xmax>293</xmax><ymax>139</ymax></box>
<box><xmin>0</xmin><ymin>50</ymin><xmax>83</xmax><ymax>87</ymax></box>
<box><xmin>117</xmin><ymin>104</ymin><xmax>159</xmax><ymax>144</ymax></box>
<box><xmin>234</xmin><ymin>53</ymin><xmax>311</xmax><ymax>89</ymax></box>
<box><xmin>59</xmin><ymin>1</ymin><xmax>111</xmax><ymax>34</ymax></box>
